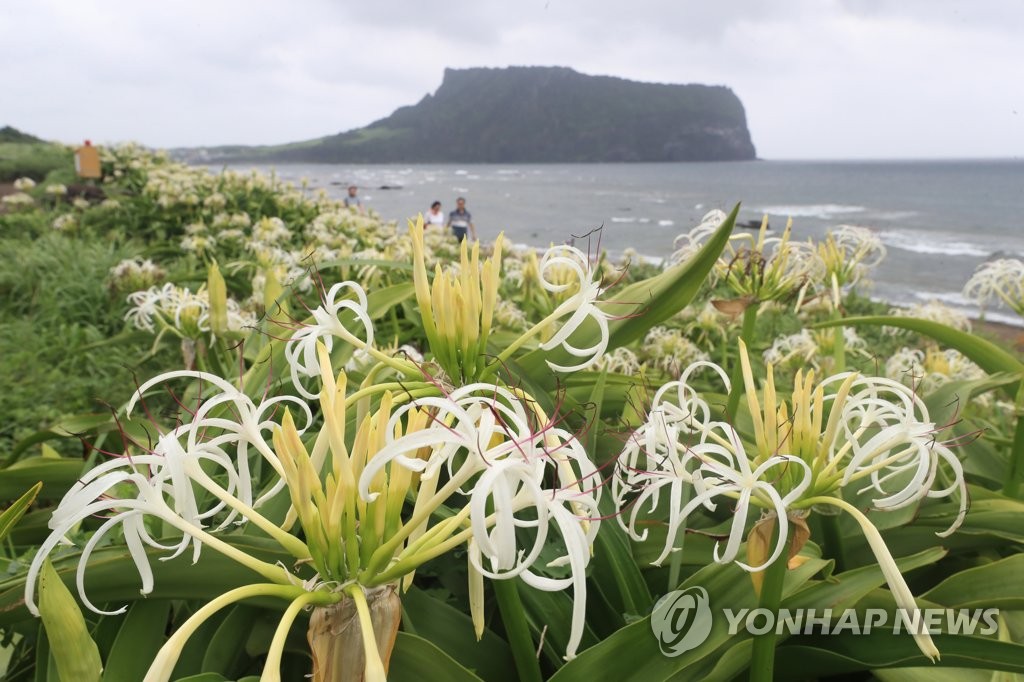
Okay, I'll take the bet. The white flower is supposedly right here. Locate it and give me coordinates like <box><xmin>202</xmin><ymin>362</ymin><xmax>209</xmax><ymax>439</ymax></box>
<box><xmin>360</xmin><ymin>382</ymin><xmax>601</xmax><ymax>659</ymax></box>
<box><xmin>596</xmin><ymin>347</ymin><xmax>641</xmax><ymax>374</ymax></box>
<box><xmin>127</xmin><ymin>370</ymin><xmax>312</xmax><ymax>507</ymax></box>
<box><xmin>2</xmin><ymin>192</ymin><xmax>34</xmax><ymax>206</ymax></box>
<box><xmin>537</xmin><ymin>245</ymin><xmax>611</xmax><ymax>372</ymax></box>
<box><xmin>13</xmin><ymin>177</ymin><xmax>36</xmax><ymax>191</ymax></box>
<box><xmin>963</xmin><ymin>258</ymin><xmax>1024</xmax><ymax>315</ymax></box>
<box><xmin>891</xmin><ymin>300</ymin><xmax>972</xmax><ymax>332</ymax></box>
<box><xmin>284</xmin><ymin>282</ymin><xmax>375</xmax><ymax>399</ymax></box>
<box><xmin>641</xmin><ymin>326</ymin><xmax>708</xmax><ymax>377</ymax></box>
<box><xmin>670</xmin><ymin>210</ymin><xmax>727</xmax><ymax>265</ymax></box>
<box><xmin>52</xmin><ymin>213</ymin><xmax>76</xmax><ymax>232</ymax></box>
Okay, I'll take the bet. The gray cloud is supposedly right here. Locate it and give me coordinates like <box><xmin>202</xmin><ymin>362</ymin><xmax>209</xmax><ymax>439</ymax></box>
<box><xmin>1</xmin><ymin>0</ymin><xmax>1021</xmax><ymax>157</ymax></box>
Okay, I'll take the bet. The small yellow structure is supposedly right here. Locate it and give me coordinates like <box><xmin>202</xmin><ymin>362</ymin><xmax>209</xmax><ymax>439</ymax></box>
<box><xmin>74</xmin><ymin>140</ymin><xmax>101</xmax><ymax>179</ymax></box>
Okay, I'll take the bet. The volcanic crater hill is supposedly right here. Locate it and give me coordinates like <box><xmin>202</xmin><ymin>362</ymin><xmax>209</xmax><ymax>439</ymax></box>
<box><xmin>184</xmin><ymin>66</ymin><xmax>757</xmax><ymax>164</ymax></box>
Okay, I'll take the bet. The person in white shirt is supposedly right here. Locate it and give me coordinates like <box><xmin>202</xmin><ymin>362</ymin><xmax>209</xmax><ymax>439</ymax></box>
<box><xmin>425</xmin><ymin>201</ymin><xmax>445</xmax><ymax>229</ymax></box>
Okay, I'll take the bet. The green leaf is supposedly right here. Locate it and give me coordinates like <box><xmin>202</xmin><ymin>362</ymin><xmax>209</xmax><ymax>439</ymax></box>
<box><xmin>0</xmin><ymin>535</ymin><xmax>293</xmax><ymax>626</ymax></box>
<box><xmin>101</xmin><ymin>600</ymin><xmax>171</xmax><ymax>682</ymax></box>
<box><xmin>388</xmin><ymin>631</ymin><xmax>485</xmax><ymax>682</ymax></box>
<box><xmin>774</xmin><ymin>633</ymin><xmax>1024</xmax><ymax>678</ymax></box>
<box><xmin>515</xmin><ymin>203</ymin><xmax>738</xmax><ymax>377</ymax></box>
<box><xmin>401</xmin><ymin>587</ymin><xmax>515</xmax><ymax>681</ymax></box>
<box><xmin>0</xmin><ymin>457</ymin><xmax>82</xmax><ymax>500</ymax></box>
<box><xmin>922</xmin><ymin>554</ymin><xmax>1024</xmax><ymax>610</ymax></box>
<box><xmin>200</xmin><ymin>605</ymin><xmax>261</xmax><ymax>678</ymax></box>
<box><xmin>668</xmin><ymin>548</ymin><xmax>946</xmax><ymax>681</ymax></box>
<box><xmin>605</xmin><ymin>203</ymin><xmax>739</xmax><ymax>350</ymax></box>
<box><xmin>0</xmin><ymin>481</ymin><xmax>42</xmax><ymax>542</ymax></box>
<box><xmin>38</xmin><ymin>560</ymin><xmax>102</xmax><ymax>682</ymax></box>
<box><xmin>366</xmin><ymin>282</ymin><xmax>414</xmax><ymax>320</ymax></box>
<box><xmin>815</xmin><ymin>316</ymin><xmax>1023</xmax><ymax>393</ymax></box>
<box><xmin>549</xmin><ymin>554</ymin><xmax>829</xmax><ymax>682</ymax></box>
<box><xmin>591</xmin><ymin>495</ymin><xmax>653</xmax><ymax>622</ymax></box>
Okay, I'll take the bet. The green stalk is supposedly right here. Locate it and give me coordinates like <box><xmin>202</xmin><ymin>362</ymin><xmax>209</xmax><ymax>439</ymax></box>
<box><xmin>668</xmin><ymin>483</ymin><xmax>694</xmax><ymax>591</ymax></box>
<box><xmin>726</xmin><ymin>302</ymin><xmax>761</xmax><ymax>418</ymax></box>
<box><xmin>748</xmin><ymin>528</ymin><xmax>788</xmax><ymax>682</ymax></box>
<box><xmin>1003</xmin><ymin>382</ymin><xmax>1024</xmax><ymax>497</ymax></box>
<box><xmin>493</xmin><ymin>580</ymin><xmax>543</xmax><ymax>682</ymax></box>
<box><xmin>818</xmin><ymin>513</ymin><xmax>847</xmax><ymax>573</ymax></box>
<box><xmin>832</xmin><ymin>309</ymin><xmax>846</xmax><ymax>373</ymax></box>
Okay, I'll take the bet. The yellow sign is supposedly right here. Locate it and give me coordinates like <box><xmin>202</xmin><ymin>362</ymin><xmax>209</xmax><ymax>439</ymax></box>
<box><xmin>74</xmin><ymin>141</ymin><xmax>101</xmax><ymax>179</ymax></box>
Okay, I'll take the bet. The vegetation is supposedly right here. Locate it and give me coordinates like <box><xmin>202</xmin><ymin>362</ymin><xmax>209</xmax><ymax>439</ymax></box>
<box><xmin>0</xmin><ymin>144</ymin><xmax>1022</xmax><ymax>682</ymax></box>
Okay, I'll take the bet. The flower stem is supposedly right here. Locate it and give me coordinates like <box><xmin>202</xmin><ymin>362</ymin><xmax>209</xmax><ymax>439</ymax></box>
<box><xmin>832</xmin><ymin>309</ymin><xmax>846</xmax><ymax>373</ymax></box>
<box><xmin>144</xmin><ymin>583</ymin><xmax>315</xmax><ymax>682</ymax></box>
<box><xmin>1003</xmin><ymin>382</ymin><xmax>1024</xmax><ymax>498</ymax></box>
<box><xmin>262</xmin><ymin>591</ymin><xmax>338</xmax><ymax>682</ymax></box>
<box><xmin>493</xmin><ymin>579</ymin><xmax>543</xmax><ymax>682</ymax></box>
<box><xmin>818</xmin><ymin>513</ymin><xmax>847</xmax><ymax>573</ymax></box>
<box><xmin>748</xmin><ymin>531</ymin><xmax>787</xmax><ymax>682</ymax></box>
<box><xmin>727</xmin><ymin>302</ymin><xmax>761</xmax><ymax>418</ymax></box>
<box><xmin>345</xmin><ymin>585</ymin><xmax>388</xmax><ymax>682</ymax></box>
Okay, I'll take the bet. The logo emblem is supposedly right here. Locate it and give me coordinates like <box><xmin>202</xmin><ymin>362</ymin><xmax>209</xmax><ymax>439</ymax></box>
<box><xmin>650</xmin><ymin>586</ymin><xmax>713</xmax><ymax>657</ymax></box>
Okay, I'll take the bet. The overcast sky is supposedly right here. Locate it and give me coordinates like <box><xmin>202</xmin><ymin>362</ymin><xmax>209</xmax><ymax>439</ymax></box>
<box><xmin>2</xmin><ymin>1</ymin><xmax>1022</xmax><ymax>159</ymax></box>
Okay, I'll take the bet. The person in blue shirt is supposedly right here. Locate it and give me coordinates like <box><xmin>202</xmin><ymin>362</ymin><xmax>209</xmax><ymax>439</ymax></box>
<box><xmin>446</xmin><ymin>196</ymin><xmax>476</xmax><ymax>242</ymax></box>
<box><xmin>343</xmin><ymin>185</ymin><xmax>363</xmax><ymax>213</ymax></box>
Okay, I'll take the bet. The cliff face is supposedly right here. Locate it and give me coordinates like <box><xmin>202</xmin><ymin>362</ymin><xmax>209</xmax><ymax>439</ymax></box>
<box><xmin>193</xmin><ymin>66</ymin><xmax>757</xmax><ymax>163</ymax></box>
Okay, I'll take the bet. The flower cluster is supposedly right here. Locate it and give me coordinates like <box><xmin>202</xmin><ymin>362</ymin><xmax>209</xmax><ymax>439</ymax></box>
<box><xmin>615</xmin><ymin>342</ymin><xmax>966</xmax><ymax>660</ymax></box>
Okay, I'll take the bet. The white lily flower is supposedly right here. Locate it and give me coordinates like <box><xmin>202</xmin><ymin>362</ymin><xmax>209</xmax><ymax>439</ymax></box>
<box><xmin>618</xmin><ymin>344</ymin><xmax>967</xmax><ymax>661</ymax></box>
<box><xmin>24</xmin><ymin>439</ymin><xmax>290</xmax><ymax>618</ymax></box>
<box><xmin>359</xmin><ymin>381</ymin><xmax>601</xmax><ymax>659</ymax></box>
<box><xmin>284</xmin><ymin>281</ymin><xmax>375</xmax><ymax>398</ymax></box>
<box><xmin>537</xmin><ymin>244</ymin><xmax>611</xmax><ymax>372</ymax></box>
<box><xmin>963</xmin><ymin>258</ymin><xmax>1024</xmax><ymax>316</ymax></box>
<box><xmin>127</xmin><ymin>369</ymin><xmax>313</xmax><ymax>507</ymax></box>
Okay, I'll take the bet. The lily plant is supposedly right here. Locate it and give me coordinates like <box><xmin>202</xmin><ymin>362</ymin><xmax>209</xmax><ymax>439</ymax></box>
<box><xmin>615</xmin><ymin>340</ymin><xmax>967</xmax><ymax>665</ymax></box>
<box><xmin>27</xmin><ymin>286</ymin><xmax>603</xmax><ymax>680</ymax></box>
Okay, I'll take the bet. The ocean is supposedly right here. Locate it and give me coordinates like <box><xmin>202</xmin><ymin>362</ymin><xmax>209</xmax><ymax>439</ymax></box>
<box><xmin>216</xmin><ymin>160</ymin><xmax>1024</xmax><ymax>323</ymax></box>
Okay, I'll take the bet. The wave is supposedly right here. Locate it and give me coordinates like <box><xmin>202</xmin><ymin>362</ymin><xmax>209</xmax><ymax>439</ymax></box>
<box><xmin>610</xmin><ymin>217</ymin><xmax>637</xmax><ymax>223</ymax></box>
<box><xmin>756</xmin><ymin>204</ymin><xmax>866</xmax><ymax>219</ymax></box>
<box><xmin>882</xmin><ymin>230</ymin><xmax>993</xmax><ymax>257</ymax></box>
<box><xmin>658</xmin><ymin>219</ymin><xmax>675</xmax><ymax>226</ymax></box>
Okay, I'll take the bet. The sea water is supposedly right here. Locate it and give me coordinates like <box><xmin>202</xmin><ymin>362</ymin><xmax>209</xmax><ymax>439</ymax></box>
<box><xmin>216</xmin><ymin>160</ymin><xmax>1024</xmax><ymax>322</ymax></box>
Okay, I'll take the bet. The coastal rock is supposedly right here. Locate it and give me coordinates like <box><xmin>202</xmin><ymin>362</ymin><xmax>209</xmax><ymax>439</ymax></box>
<box><xmin>180</xmin><ymin>66</ymin><xmax>756</xmax><ymax>164</ymax></box>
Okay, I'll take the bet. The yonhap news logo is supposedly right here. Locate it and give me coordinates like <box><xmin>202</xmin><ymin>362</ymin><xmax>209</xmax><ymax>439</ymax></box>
<box><xmin>650</xmin><ymin>586</ymin><xmax>714</xmax><ymax>656</ymax></box>
<box><xmin>651</xmin><ymin>584</ymin><xmax>999</xmax><ymax>657</ymax></box>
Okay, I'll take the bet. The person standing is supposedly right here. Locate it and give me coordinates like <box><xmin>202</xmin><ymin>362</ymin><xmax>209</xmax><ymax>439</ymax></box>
<box><xmin>343</xmin><ymin>185</ymin><xmax>363</xmax><ymax>213</ymax></box>
<box><xmin>425</xmin><ymin>201</ymin><xmax>445</xmax><ymax>229</ymax></box>
<box><xmin>446</xmin><ymin>196</ymin><xmax>476</xmax><ymax>242</ymax></box>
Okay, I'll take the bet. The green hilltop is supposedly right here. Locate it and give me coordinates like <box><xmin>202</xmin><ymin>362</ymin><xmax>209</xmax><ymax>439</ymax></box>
<box><xmin>182</xmin><ymin>66</ymin><xmax>757</xmax><ymax>164</ymax></box>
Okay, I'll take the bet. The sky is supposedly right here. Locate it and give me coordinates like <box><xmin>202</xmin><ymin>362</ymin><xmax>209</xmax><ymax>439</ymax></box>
<box><xmin>2</xmin><ymin>0</ymin><xmax>1022</xmax><ymax>159</ymax></box>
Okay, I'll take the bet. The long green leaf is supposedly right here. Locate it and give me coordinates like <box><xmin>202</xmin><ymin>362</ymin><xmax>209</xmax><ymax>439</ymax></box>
<box><xmin>401</xmin><ymin>587</ymin><xmax>515</xmax><ymax>680</ymax></box>
<box><xmin>669</xmin><ymin>548</ymin><xmax>946</xmax><ymax>681</ymax></box>
<box><xmin>549</xmin><ymin>554</ymin><xmax>829</xmax><ymax>681</ymax></box>
<box><xmin>0</xmin><ymin>457</ymin><xmax>82</xmax><ymax>500</ymax></box>
<box><xmin>515</xmin><ymin>203</ymin><xmax>739</xmax><ymax>376</ymax></box>
<box><xmin>605</xmin><ymin>202</ymin><xmax>739</xmax><ymax>349</ymax></box>
<box><xmin>774</xmin><ymin>633</ymin><xmax>1024</xmax><ymax>678</ymax></box>
<box><xmin>38</xmin><ymin>560</ymin><xmax>102</xmax><ymax>682</ymax></box>
<box><xmin>0</xmin><ymin>481</ymin><xmax>42</xmax><ymax>542</ymax></box>
<box><xmin>101</xmin><ymin>600</ymin><xmax>171</xmax><ymax>682</ymax></box>
<box><xmin>815</xmin><ymin>316</ymin><xmax>1023</xmax><ymax>381</ymax></box>
<box><xmin>922</xmin><ymin>554</ymin><xmax>1024</xmax><ymax>610</ymax></box>
<box><xmin>200</xmin><ymin>604</ymin><xmax>259</xmax><ymax>678</ymax></box>
<box><xmin>388</xmin><ymin>631</ymin><xmax>485</xmax><ymax>682</ymax></box>
<box><xmin>0</xmin><ymin>536</ymin><xmax>293</xmax><ymax>626</ymax></box>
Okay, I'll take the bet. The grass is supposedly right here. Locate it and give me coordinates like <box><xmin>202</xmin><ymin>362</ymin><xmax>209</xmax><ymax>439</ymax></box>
<box><xmin>0</xmin><ymin>142</ymin><xmax>72</xmax><ymax>182</ymax></box>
